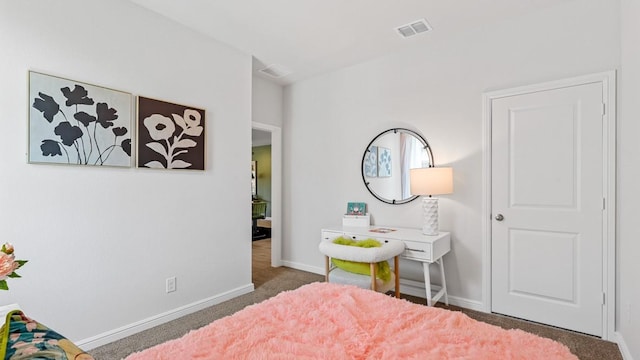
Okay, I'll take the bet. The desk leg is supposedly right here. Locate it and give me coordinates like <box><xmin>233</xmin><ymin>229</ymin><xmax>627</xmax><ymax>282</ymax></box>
<box><xmin>438</xmin><ymin>258</ymin><xmax>449</xmax><ymax>306</ymax></box>
<box><xmin>423</xmin><ymin>262</ymin><xmax>433</xmax><ymax>306</ymax></box>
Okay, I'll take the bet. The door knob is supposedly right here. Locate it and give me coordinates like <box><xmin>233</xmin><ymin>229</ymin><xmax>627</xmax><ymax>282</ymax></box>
<box><xmin>495</xmin><ymin>214</ymin><xmax>504</xmax><ymax>221</ymax></box>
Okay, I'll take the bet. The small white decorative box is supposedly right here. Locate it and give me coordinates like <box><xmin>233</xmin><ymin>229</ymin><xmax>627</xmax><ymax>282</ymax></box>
<box><xmin>342</xmin><ymin>214</ymin><xmax>370</xmax><ymax>227</ymax></box>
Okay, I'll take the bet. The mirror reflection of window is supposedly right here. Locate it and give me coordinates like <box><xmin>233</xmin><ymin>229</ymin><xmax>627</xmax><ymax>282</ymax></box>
<box><xmin>400</xmin><ymin>134</ymin><xmax>431</xmax><ymax>199</ymax></box>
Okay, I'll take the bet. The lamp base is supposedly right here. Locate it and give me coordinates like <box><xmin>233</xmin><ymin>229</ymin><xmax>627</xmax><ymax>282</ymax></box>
<box><xmin>421</xmin><ymin>197</ymin><xmax>439</xmax><ymax>236</ymax></box>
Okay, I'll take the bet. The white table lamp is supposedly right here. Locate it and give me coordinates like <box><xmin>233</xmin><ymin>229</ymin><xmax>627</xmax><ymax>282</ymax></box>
<box><xmin>410</xmin><ymin>167</ymin><xmax>453</xmax><ymax>235</ymax></box>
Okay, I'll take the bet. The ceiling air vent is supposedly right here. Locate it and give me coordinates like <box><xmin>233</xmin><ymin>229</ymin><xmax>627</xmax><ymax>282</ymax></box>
<box><xmin>258</xmin><ymin>64</ymin><xmax>291</xmax><ymax>79</ymax></box>
<box><xmin>395</xmin><ymin>18</ymin><xmax>432</xmax><ymax>38</ymax></box>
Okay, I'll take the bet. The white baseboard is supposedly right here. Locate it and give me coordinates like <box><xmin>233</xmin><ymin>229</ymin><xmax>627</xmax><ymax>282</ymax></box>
<box><xmin>281</xmin><ymin>260</ymin><xmax>324</xmax><ymax>275</ymax></box>
<box><xmin>615</xmin><ymin>331</ymin><xmax>634</xmax><ymax>360</ymax></box>
<box><xmin>76</xmin><ymin>284</ymin><xmax>254</xmax><ymax>351</ymax></box>
<box><xmin>399</xmin><ymin>278</ymin><xmax>485</xmax><ymax>312</ymax></box>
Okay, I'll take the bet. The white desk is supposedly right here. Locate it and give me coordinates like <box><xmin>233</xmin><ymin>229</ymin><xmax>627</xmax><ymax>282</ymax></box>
<box><xmin>322</xmin><ymin>226</ymin><xmax>450</xmax><ymax>306</ymax></box>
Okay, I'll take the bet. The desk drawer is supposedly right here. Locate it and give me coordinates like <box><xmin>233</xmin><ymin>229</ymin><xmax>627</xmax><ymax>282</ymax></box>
<box><xmin>322</xmin><ymin>231</ymin><xmax>375</xmax><ymax>242</ymax></box>
<box><xmin>402</xmin><ymin>240</ymin><xmax>432</xmax><ymax>261</ymax></box>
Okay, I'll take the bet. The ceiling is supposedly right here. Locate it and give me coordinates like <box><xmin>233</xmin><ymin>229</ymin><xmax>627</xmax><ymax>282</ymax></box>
<box><xmin>130</xmin><ymin>0</ymin><xmax>568</xmax><ymax>85</ymax></box>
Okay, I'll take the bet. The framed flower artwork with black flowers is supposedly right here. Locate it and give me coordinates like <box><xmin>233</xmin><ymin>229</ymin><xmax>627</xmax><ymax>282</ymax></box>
<box><xmin>137</xmin><ymin>96</ymin><xmax>205</xmax><ymax>170</ymax></box>
<box><xmin>28</xmin><ymin>71</ymin><xmax>133</xmax><ymax>167</ymax></box>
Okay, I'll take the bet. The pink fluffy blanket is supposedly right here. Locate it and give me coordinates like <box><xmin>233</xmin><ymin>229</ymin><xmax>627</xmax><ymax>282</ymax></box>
<box><xmin>125</xmin><ymin>282</ymin><xmax>577</xmax><ymax>359</ymax></box>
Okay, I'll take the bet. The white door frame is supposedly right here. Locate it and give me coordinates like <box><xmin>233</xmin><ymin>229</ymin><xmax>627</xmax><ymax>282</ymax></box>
<box><xmin>252</xmin><ymin>121</ymin><xmax>282</xmax><ymax>267</ymax></box>
<box><xmin>481</xmin><ymin>71</ymin><xmax>616</xmax><ymax>340</ymax></box>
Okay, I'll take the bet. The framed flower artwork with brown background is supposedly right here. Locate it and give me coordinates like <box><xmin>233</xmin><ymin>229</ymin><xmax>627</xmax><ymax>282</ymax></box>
<box><xmin>137</xmin><ymin>96</ymin><xmax>205</xmax><ymax>170</ymax></box>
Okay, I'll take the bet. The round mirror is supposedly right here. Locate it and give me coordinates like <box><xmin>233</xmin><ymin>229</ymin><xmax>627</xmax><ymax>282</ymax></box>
<box><xmin>361</xmin><ymin>128</ymin><xmax>433</xmax><ymax>204</ymax></box>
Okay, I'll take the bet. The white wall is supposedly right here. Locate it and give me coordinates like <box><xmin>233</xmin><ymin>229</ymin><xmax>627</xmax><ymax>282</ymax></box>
<box><xmin>283</xmin><ymin>0</ymin><xmax>619</xmax><ymax>305</ymax></box>
<box><xmin>618</xmin><ymin>0</ymin><xmax>640</xmax><ymax>358</ymax></box>
<box><xmin>0</xmin><ymin>0</ymin><xmax>253</xmax><ymax>345</ymax></box>
<box><xmin>252</xmin><ymin>76</ymin><xmax>284</xmax><ymax>127</ymax></box>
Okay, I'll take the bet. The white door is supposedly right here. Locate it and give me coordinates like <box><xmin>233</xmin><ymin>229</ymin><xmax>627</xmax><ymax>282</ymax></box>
<box><xmin>491</xmin><ymin>81</ymin><xmax>604</xmax><ymax>336</ymax></box>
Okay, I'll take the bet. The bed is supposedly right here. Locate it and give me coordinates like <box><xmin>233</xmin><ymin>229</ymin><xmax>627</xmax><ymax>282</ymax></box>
<box><xmin>125</xmin><ymin>282</ymin><xmax>578</xmax><ymax>359</ymax></box>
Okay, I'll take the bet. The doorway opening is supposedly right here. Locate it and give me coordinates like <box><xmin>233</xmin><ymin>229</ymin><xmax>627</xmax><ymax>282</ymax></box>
<box><xmin>251</xmin><ymin>122</ymin><xmax>282</xmax><ymax>289</ymax></box>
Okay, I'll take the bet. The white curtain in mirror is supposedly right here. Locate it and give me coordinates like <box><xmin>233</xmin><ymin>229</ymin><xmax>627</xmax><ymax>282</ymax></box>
<box><xmin>401</xmin><ymin>133</ymin><xmax>429</xmax><ymax>199</ymax></box>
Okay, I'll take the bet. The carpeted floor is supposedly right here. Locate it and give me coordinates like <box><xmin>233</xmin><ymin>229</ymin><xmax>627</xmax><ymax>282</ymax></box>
<box><xmin>90</xmin><ymin>239</ymin><xmax>622</xmax><ymax>360</ymax></box>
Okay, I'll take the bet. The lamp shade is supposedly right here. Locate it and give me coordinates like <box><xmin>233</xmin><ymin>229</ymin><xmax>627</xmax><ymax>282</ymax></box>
<box><xmin>410</xmin><ymin>167</ymin><xmax>453</xmax><ymax>196</ymax></box>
